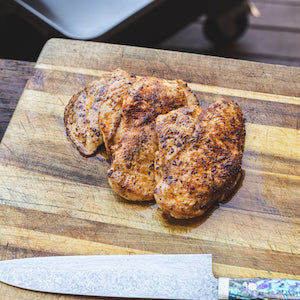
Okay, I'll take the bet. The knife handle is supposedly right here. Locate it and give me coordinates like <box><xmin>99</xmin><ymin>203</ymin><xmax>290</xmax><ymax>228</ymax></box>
<box><xmin>218</xmin><ymin>277</ymin><xmax>300</xmax><ymax>299</ymax></box>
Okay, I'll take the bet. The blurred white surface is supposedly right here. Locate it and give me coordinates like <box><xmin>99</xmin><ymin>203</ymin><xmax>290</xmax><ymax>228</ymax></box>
<box><xmin>14</xmin><ymin>0</ymin><xmax>155</xmax><ymax>39</ymax></box>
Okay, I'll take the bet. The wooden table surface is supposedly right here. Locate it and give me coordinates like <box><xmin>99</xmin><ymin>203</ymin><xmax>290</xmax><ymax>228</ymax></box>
<box><xmin>0</xmin><ymin>59</ymin><xmax>35</xmax><ymax>141</ymax></box>
<box><xmin>0</xmin><ymin>39</ymin><xmax>299</xmax><ymax>299</ymax></box>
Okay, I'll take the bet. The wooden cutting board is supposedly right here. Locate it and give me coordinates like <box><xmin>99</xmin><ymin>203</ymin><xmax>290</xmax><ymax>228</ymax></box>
<box><xmin>0</xmin><ymin>38</ymin><xmax>299</xmax><ymax>299</ymax></box>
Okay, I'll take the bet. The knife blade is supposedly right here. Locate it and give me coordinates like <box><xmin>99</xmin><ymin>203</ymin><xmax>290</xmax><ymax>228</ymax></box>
<box><xmin>0</xmin><ymin>254</ymin><xmax>299</xmax><ymax>299</ymax></box>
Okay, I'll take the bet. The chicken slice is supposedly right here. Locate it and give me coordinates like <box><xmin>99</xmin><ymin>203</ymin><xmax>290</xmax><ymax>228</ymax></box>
<box><xmin>154</xmin><ymin>99</ymin><xmax>245</xmax><ymax>219</ymax></box>
<box><xmin>108</xmin><ymin>76</ymin><xmax>198</xmax><ymax>201</ymax></box>
<box><xmin>64</xmin><ymin>69</ymin><xmax>135</xmax><ymax>156</ymax></box>
<box><xmin>98</xmin><ymin>70</ymin><xmax>137</xmax><ymax>157</ymax></box>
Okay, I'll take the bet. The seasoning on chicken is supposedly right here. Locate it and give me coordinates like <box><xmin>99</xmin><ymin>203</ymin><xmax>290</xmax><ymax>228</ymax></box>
<box><xmin>154</xmin><ymin>99</ymin><xmax>245</xmax><ymax>219</ymax></box>
<box><xmin>64</xmin><ymin>69</ymin><xmax>135</xmax><ymax>156</ymax></box>
<box><xmin>107</xmin><ymin>76</ymin><xmax>198</xmax><ymax>201</ymax></box>
<box><xmin>64</xmin><ymin>70</ymin><xmax>245</xmax><ymax>217</ymax></box>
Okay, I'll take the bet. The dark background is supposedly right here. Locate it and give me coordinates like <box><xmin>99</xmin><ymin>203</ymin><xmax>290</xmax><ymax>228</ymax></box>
<box><xmin>1</xmin><ymin>0</ymin><xmax>300</xmax><ymax>67</ymax></box>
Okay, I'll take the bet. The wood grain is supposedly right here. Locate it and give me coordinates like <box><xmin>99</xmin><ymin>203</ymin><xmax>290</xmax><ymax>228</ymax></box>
<box><xmin>0</xmin><ymin>38</ymin><xmax>299</xmax><ymax>299</ymax></box>
<box><xmin>162</xmin><ymin>22</ymin><xmax>300</xmax><ymax>61</ymax></box>
<box><xmin>0</xmin><ymin>59</ymin><xmax>35</xmax><ymax>140</ymax></box>
<box><xmin>161</xmin><ymin>0</ymin><xmax>300</xmax><ymax>67</ymax></box>
<box><xmin>251</xmin><ymin>2</ymin><xmax>300</xmax><ymax>30</ymax></box>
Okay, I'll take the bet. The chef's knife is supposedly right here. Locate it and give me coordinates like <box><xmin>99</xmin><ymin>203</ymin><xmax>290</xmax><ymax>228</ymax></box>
<box><xmin>0</xmin><ymin>254</ymin><xmax>299</xmax><ymax>299</ymax></box>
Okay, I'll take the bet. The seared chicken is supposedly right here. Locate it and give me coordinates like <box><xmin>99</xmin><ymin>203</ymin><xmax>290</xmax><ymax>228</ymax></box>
<box><xmin>64</xmin><ymin>69</ymin><xmax>245</xmax><ymax>217</ymax></box>
<box><xmin>64</xmin><ymin>69</ymin><xmax>198</xmax><ymax>201</ymax></box>
<box><xmin>64</xmin><ymin>69</ymin><xmax>135</xmax><ymax>156</ymax></box>
<box><xmin>108</xmin><ymin>76</ymin><xmax>198</xmax><ymax>201</ymax></box>
<box><xmin>154</xmin><ymin>99</ymin><xmax>245</xmax><ymax>219</ymax></box>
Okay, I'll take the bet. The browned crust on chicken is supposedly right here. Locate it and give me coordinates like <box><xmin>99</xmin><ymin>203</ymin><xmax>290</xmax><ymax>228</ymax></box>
<box><xmin>107</xmin><ymin>76</ymin><xmax>198</xmax><ymax>201</ymax></box>
<box><xmin>64</xmin><ymin>68</ymin><xmax>135</xmax><ymax>156</ymax></box>
<box><xmin>98</xmin><ymin>70</ymin><xmax>137</xmax><ymax>157</ymax></box>
<box><xmin>154</xmin><ymin>99</ymin><xmax>245</xmax><ymax>219</ymax></box>
<box><xmin>155</xmin><ymin>105</ymin><xmax>203</xmax><ymax>184</ymax></box>
<box><xmin>65</xmin><ymin>70</ymin><xmax>246</xmax><ymax>214</ymax></box>
<box><xmin>64</xmin><ymin>74</ymin><xmax>109</xmax><ymax>156</ymax></box>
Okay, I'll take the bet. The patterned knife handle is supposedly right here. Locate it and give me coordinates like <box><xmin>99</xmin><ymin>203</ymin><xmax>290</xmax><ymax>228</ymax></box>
<box><xmin>218</xmin><ymin>277</ymin><xmax>300</xmax><ymax>299</ymax></box>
